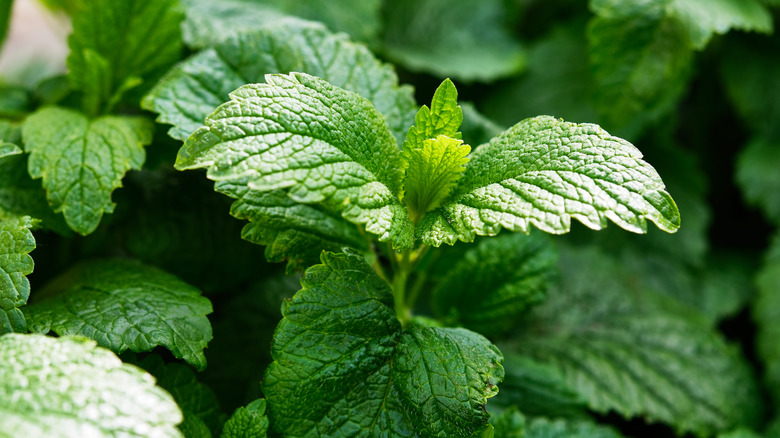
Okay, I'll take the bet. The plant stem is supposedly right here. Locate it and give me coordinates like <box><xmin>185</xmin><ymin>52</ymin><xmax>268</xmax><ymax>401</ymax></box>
<box><xmin>393</xmin><ymin>250</ymin><xmax>412</xmax><ymax>325</ymax></box>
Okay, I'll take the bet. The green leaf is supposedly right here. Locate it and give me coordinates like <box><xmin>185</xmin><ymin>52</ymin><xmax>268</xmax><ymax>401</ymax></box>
<box><xmin>417</xmin><ymin>116</ymin><xmax>680</xmax><ymax>246</ymax></box>
<box><xmin>721</xmin><ymin>37</ymin><xmax>780</xmax><ymax>140</ymax></box>
<box><xmin>432</xmin><ymin>232</ymin><xmax>557</xmax><ymax>337</ymax></box>
<box><xmin>135</xmin><ymin>355</ymin><xmax>224</xmax><ymax>437</ymax></box>
<box><xmin>180</xmin><ymin>0</ymin><xmax>380</xmax><ymax>48</ymax></box>
<box><xmin>0</xmin><ymin>153</ymin><xmax>70</xmax><ymax>233</ymax></box>
<box><xmin>220</xmin><ymin>182</ymin><xmax>369</xmax><ymax>272</ymax></box>
<box><xmin>400</xmin><ymin>79</ymin><xmax>469</xmax><ymax>221</ymax></box>
<box><xmin>0</xmin><ymin>142</ymin><xmax>21</xmax><ymax>158</ymax></box>
<box><xmin>25</xmin><ymin>259</ymin><xmax>213</xmax><ymax>370</ymax></box>
<box><xmin>221</xmin><ymin>399</ymin><xmax>269</xmax><ymax>438</ymax></box>
<box><xmin>67</xmin><ymin>0</ymin><xmax>183</xmax><ymax>112</ymax></box>
<box><xmin>0</xmin><ymin>333</ymin><xmax>183</xmax><ymax>437</ymax></box>
<box><xmin>381</xmin><ymin>0</ymin><xmax>525</xmax><ymax>81</ymax></box>
<box><xmin>144</xmin><ymin>19</ymin><xmax>415</xmax><ymax>144</ymax></box>
<box><xmin>493</xmin><ymin>354</ymin><xmax>586</xmax><ymax>418</ymax></box>
<box><xmin>587</xmin><ymin>5</ymin><xmax>693</xmax><ymax>133</ymax></box>
<box><xmin>0</xmin><ymin>216</ymin><xmax>35</xmax><ymax>334</ymax></box>
<box><xmin>504</xmin><ymin>245</ymin><xmax>761</xmax><ymax>436</ymax></box>
<box><xmin>488</xmin><ymin>408</ymin><xmax>525</xmax><ymax>437</ymax></box>
<box><xmin>459</xmin><ymin>103</ymin><xmax>504</xmax><ymax>148</ymax></box>
<box><xmin>737</xmin><ymin>139</ymin><xmax>780</xmax><ymax>224</ymax></box>
<box><xmin>718</xmin><ymin>429</ymin><xmax>764</xmax><ymax>438</ymax></box>
<box><xmin>754</xmin><ymin>233</ymin><xmax>780</xmax><ymax>403</ymax></box>
<box><xmin>666</xmin><ymin>0</ymin><xmax>772</xmax><ymax>49</ymax></box>
<box><xmin>524</xmin><ymin>417</ymin><xmax>626</xmax><ymax>438</ymax></box>
<box><xmin>175</xmin><ymin>72</ymin><xmax>414</xmax><ymax>250</ymax></box>
<box><xmin>263</xmin><ymin>250</ymin><xmax>504</xmax><ymax>437</ymax></box>
<box><xmin>21</xmin><ymin>107</ymin><xmax>153</xmax><ymax>235</ymax></box>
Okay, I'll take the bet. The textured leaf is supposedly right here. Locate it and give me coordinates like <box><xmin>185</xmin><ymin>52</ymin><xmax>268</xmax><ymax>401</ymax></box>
<box><xmin>263</xmin><ymin>250</ymin><xmax>504</xmax><ymax>437</ymax></box>
<box><xmin>0</xmin><ymin>216</ymin><xmax>35</xmax><ymax>334</ymax></box>
<box><xmin>588</xmin><ymin>5</ymin><xmax>693</xmax><ymax>132</ymax></box>
<box><xmin>492</xmin><ymin>354</ymin><xmax>586</xmax><ymax>417</ymax></box>
<box><xmin>25</xmin><ymin>259</ymin><xmax>213</xmax><ymax>370</ymax></box>
<box><xmin>0</xmin><ymin>153</ymin><xmax>70</xmax><ymax>233</ymax></box>
<box><xmin>381</xmin><ymin>0</ymin><xmax>525</xmax><ymax>81</ymax></box>
<box><xmin>67</xmin><ymin>0</ymin><xmax>183</xmax><ymax>112</ymax></box>
<box><xmin>504</xmin><ymin>245</ymin><xmax>761</xmax><ymax>436</ymax></box>
<box><xmin>136</xmin><ymin>355</ymin><xmax>224</xmax><ymax>437</ymax></box>
<box><xmin>21</xmin><ymin>107</ymin><xmax>153</xmax><ymax>235</ymax></box>
<box><xmin>0</xmin><ymin>142</ymin><xmax>20</xmax><ymax>158</ymax></box>
<box><xmin>180</xmin><ymin>0</ymin><xmax>380</xmax><ymax>48</ymax></box>
<box><xmin>221</xmin><ymin>399</ymin><xmax>269</xmax><ymax>438</ymax></box>
<box><xmin>220</xmin><ymin>182</ymin><xmax>368</xmax><ymax>272</ymax></box>
<box><xmin>417</xmin><ymin>116</ymin><xmax>680</xmax><ymax>246</ymax></box>
<box><xmin>754</xmin><ymin>233</ymin><xmax>780</xmax><ymax>403</ymax></box>
<box><xmin>0</xmin><ymin>333</ymin><xmax>183</xmax><ymax>438</ymax></box>
<box><xmin>175</xmin><ymin>73</ymin><xmax>414</xmax><ymax>250</ymax></box>
<box><xmin>431</xmin><ymin>232</ymin><xmax>557</xmax><ymax>337</ymax></box>
<box><xmin>401</xmin><ymin>79</ymin><xmax>469</xmax><ymax>221</ymax></box>
<box><xmin>666</xmin><ymin>0</ymin><xmax>772</xmax><ymax>49</ymax></box>
<box><xmin>144</xmin><ymin>19</ymin><xmax>415</xmax><ymax>145</ymax></box>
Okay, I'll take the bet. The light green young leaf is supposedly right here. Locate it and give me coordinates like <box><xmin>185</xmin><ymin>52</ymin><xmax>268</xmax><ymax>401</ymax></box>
<box><xmin>21</xmin><ymin>107</ymin><xmax>152</xmax><ymax>235</ymax></box>
<box><xmin>417</xmin><ymin>116</ymin><xmax>680</xmax><ymax>246</ymax></box>
<box><xmin>403</xmin><ymin>78</ymin><xmax>463</xmax><ymax>149</ymax></box>
<box><xmin>754</xmin><ymin>233</ymin><xmax>780</xmax><ymax>404</ymax></box>
<box><xmin>402</xmin><ymin>135</ymin><xmax>470</xmax><ymax>223</ymax></box>
<box><xmin>144</xmin><ymin>19</ymin><xmax>415</xmax><ymax>144</ymax></box>
<box><xmin>588</xmin><ymin>7</ymin><xmax>693</xmax><ymax>133</ymax></box>
<box><xmin>175</xmin><ymin>73</ymin><xmax>414</xmax><ymax>250</ymax></box>
<box><xmin>381</xmin><ymin>0</ymin><xmax>525</xmax><ymax>81</ymax></box>
<box><xmin>432</xmin><ymin>232</ymin><xmax>557</xmax><ymax>337</ymax></box>
<box><xmin>0</xmin><ymin>334</ymin><xmax>183</xmax><ymax>438</ymax></box>
<box><xmin>220</xmin><ymin>182</ymin><xmax>369</xmax><ymax>272</ymax></box>
<box><xmin>505</xmin><ymin>246</ymin><xmax>761</xmax><ymax>436</ymax></box>
<box><xmin>263</xmin><ymin>250</ymin><xmax>503</xmax><ymax>437</ymax></box>
<box><xmin>135</xmin><ymin>355</ymin><xmax>224</xmax><ymax>437</ymax></box>
<box><xmin>221</xmin><ymin>399</ymin><xmax>269</xmax><ymax>438</ymax></box>
<box><xmin>666</xmin><ymin>0</ymin><xmax>772</xmax><ymax>49</ymax></box>
<box><xmin>0</xmin><ymin>216</ymin><xmax>35</xmax><ymax>334</ymax></box>
<box><xmin>25</xmin><ymin>259</ymin><xmax>213</xmax><ymax>370</ymax></box>
<box><xmin>67</xmin><ymin>0</ymin><xmax>183</xmax><ymax>112</ymax></box>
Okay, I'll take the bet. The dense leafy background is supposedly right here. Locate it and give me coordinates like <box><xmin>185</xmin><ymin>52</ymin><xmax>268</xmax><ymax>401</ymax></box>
<box><xmin>1</xmin><ymin>0</ymin><xmax>780</xmax><ymax>437</ymax></box>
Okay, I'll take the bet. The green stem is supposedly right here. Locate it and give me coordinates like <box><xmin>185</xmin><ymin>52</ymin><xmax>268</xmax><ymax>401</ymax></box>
<box><xmin>393</xmin><ymin>251</ymin><xmax>412</xmax><ymax>325</ymax></box>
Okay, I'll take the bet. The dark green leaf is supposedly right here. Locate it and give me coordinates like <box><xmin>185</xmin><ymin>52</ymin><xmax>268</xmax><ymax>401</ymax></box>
<box><xmin>754</xmin><ymin>233</ymin><xmax>780</xmax><ymax>403</ymax></box>
<box><xmin>26</xmin><ymin>259</ymin><xmax>213</xmax><ymax>370</ymax></box>
<box><xmin>381</xmin><ymin>0</ymin><xmax>525</xmax><ymax>81</ymax></box>
<box><xmin>0</xmin><ymin>334</ymin><xmax>183</xmax><ymax>437</ymax></box>
<box><xmin>737</xmin><ymin>139</ymin><xmax>780</xmax><ymax>224</ymax></box>
<box><xmin>432</xmin><ymin>232</ymin><xmax>557</xmax><ymax>337</ymax></box>
<box><xmin>21</xmin><ymin>107</ymin><xmax>152</xmax><ymax>235</ymax></box>
<box><xmin>504</xmin><ymin>245</ymin><xmax>761</xmax><ymax>436</ymax></box>
<box><xmin>524</xmin><ymin>417</ymin><xmax>625</xmax><ymax>438</ymax></box>
<box><xmin>0</xmin><ymin>216</ymin><xmax>35</xmax><ymax>334</ymax></box>
<box><xmin>221</xmin><ymin>399</ymin><xmax>269</xmax><ymax>438</ymax></box>
<box><xmin>263</xmin><ymin>250</ymin><xmax>503</xmax><ymax>437</ymax></box>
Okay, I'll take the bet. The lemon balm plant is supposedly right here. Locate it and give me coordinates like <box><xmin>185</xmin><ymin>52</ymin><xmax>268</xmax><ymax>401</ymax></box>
<box><xmin>4</xmin><ymin>0</ymin><xmax>774</xmax><ymax>436</ymax></box>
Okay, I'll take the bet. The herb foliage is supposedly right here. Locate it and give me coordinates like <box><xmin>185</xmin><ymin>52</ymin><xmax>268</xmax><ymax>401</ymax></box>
<box><xmin>1</xmin><ymin>0</ymin><xmax>778</xmax><ymax>437</ymax></box>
